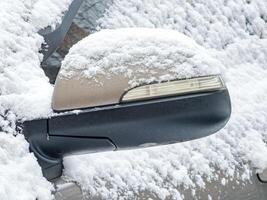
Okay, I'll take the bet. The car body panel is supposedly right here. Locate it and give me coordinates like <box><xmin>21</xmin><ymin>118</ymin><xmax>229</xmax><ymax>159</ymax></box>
<box><xmin>54</xmin><ymin>172</ymin><xmax>267</xmax><ymax>200</ymax></box>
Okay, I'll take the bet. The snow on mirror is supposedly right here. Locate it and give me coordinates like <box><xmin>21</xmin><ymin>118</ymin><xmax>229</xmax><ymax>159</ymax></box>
<box><xmin>52</xmin><ymin>28</ymin><xmax>224</xmax><ymax>111</ymax></box>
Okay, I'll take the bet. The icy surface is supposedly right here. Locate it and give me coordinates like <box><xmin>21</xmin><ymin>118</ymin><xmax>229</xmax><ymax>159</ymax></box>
<box><xmin>0</xmin><ymin>0</ymin><xmax>72</xmax><ymax>199</ymax></box>
<box><xmin>60</xmin><ymin>28</ymin><xmax>222</xmax><ymax>87</ymax></box>
<box><xmin>63</xmin><ymin>0</ymin><xmax>267</xmax><ymax>199</ymax></box>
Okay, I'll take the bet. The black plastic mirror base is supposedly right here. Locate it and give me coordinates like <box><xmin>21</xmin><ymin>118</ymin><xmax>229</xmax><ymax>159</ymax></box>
<box><xmin>23</xmin><ymin>119</ymin><xmax>116</xmax><ymax>180</ymax></box>
<box><xmin>36</xmin><ymin>154</ymin><xmax>63</xmax><ymax>181</ymax></box>
<box><xmin>21</xmin><ymin>119</ymin><xmax>61</xmax><ymax>180</ymax></box>
<box><xmin>23</xmin><ymin>89</ymin><xmax>231</xmax><ymax>180</ymax></box>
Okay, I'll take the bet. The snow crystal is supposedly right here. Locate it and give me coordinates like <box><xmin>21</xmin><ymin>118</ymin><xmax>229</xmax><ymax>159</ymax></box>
<box><xmin>60</xmin><ymin>28</ymin><xmax>222</xmax><ymax>87</ymax></box>
<box><xmin>63</xmin><ymin>0</ymin><xmax>267</xmax><ymax>199</ymax></box>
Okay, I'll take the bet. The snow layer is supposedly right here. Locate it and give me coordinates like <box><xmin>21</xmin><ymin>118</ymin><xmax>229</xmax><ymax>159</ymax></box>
<box><xmin>97</xmin><ymin>0</ymin><xmax>267</xmax><ymax>49</ymax></box>
<box><xmin>63</xmin><ymin>0</ymin><xmax>267</xmax><ymax>199</ymax></box>
<box><xmin>30</xmin><ymin>0</ymin><xmax>73</xmax><ymax>31</ymax></box>
<box><xmin>0</xmin><ymin>0</ymin><xmax>72</xmax><ymax>199</ymax></box>
<box><xmin>0</xmin><ymin>0</ymin><xmax>73</xmax><ymax>120</ymax></box>
<box><xmin>60</xmin><ymin>28</ymin><xmax>221</xmax><ymax>87</ymax></box>
<box><xmin>0</xmin><ymin>133</ymin><xmax>52</xmax><ymax>200</ymax></box>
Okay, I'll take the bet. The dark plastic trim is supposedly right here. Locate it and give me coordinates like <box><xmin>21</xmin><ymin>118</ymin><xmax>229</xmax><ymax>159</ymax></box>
<box><xmin>23</xmin><ymin>119</ymin><xmax>116</xmax><ymax>180</ymax></box>
<box><xmin>23</xmin><ymin>89</ymin><xmax>231</xmax><ymax>180</ymax></box>
<box><xmin>39</xmin><ymin>0</ymin><xmax>83</xmax><ymax>61</ymax></box>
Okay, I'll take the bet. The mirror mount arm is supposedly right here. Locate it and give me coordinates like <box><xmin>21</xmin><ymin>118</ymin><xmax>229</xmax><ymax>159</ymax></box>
<box><xmin>22</xmin><ymin>120</ymin><xmax>63</xmax><ymax>180</ymax></box>
<box><xmin>22</xmin><ymin>119</ymin><xmax>116</xmax><ymax>180</ymax></box>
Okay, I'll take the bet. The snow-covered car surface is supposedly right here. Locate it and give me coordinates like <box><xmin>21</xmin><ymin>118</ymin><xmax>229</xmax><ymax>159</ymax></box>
<box><xmin>62</xmin><ymin>1</ymin><xmax>267</xmax><ymax>199</ymax></box>
<box><xmin>1</xmin><ymin>0</ymin><xmax>267</xmax><ymax>200</ymax></box>
<box><xmin>0</xmin><ymin>0</ymin><xmax>71</xmax><ymax>199</ymax></box>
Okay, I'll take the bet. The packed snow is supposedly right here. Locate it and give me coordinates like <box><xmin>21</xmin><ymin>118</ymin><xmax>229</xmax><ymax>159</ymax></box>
<box><xmin>62</xmin><ymin>0</ymin><xmax>267</xmax><ymax>199</ymax></box>
<box><xmin>60</xmin><ymin>28</ymin><xmax>221</xmax><ymax>87</ymax></box>
<box><xmin>0</xmin><ymin>0</ymin><xmax>72</xmax><ymax>199</ymax></box>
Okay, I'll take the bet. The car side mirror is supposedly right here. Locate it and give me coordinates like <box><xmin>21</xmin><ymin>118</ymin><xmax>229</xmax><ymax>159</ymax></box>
<box><xmin>23</xmin><ymin>29</ymin><xmax>231</xmax><ymax>180</ymax></box>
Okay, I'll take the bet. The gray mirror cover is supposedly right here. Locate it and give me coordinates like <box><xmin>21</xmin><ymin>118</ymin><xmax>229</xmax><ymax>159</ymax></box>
<box><xmin>53</xmin><ymin>28</ymin><xmax>223</xmax><ymax>111</ymax></box>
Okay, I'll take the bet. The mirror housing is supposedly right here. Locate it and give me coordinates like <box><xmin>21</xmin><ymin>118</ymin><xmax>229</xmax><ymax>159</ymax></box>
<box><xmin>24</xmin><ymin>28</ymin><xmax>231</xmax><ymax>180</ymax></box>
<box><xmin>23</xmin><ymin>79</ymin><xmax>231</xmax><ymax>180</ymax></box>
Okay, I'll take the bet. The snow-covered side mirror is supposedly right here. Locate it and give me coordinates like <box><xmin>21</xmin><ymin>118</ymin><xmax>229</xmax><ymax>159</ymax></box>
<box><xmin>23</xmin><ymin>28</ymin><xmax>231</xmax><ymax>180</ymax></box>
